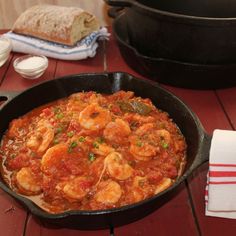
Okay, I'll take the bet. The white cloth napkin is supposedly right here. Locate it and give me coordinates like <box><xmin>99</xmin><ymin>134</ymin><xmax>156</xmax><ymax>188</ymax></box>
<box><xmin>205</xmin><ymin>129</ymin><xmax>236</xmax><ymax>219</ymax></box>
<box><xmin>4</xmin><ymin>27</ymin><xmax>109</xmax><ymax>60</ymax></box>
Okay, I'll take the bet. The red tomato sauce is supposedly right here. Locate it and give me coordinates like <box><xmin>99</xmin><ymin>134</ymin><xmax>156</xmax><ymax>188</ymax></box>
<box><xmin>0</xmin><ymin>91</ymin><xmax>187</xmax><ymax>213</ymax></box>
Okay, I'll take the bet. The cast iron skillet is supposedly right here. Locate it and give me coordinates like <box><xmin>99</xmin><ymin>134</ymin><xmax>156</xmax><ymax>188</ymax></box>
<box><xmin>0</xmin><ymin>72</ymin><xmax>211</xmax><ymax>229</ymax></box>
<box><xmin>105</xmin><ymin>0</ymin><xmax>236</xmax><ymax>64</ymax></box>
<box><xmin>112</xmin><ymin>11</ymin><xmax>236</xmax><ymax>89</ymax></box>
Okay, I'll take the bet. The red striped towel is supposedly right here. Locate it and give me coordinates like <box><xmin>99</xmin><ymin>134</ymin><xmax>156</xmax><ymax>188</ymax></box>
<box><xmin>205</xmin><ymin>129</ymin><xmax>236</xmax><ymax>219</ymax></box>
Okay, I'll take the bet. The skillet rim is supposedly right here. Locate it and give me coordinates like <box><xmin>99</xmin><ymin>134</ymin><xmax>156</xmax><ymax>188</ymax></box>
<box><xmin>0</xmin><ymin>72</ymin><xmax>206</xmax><ymax>220</ymax></box>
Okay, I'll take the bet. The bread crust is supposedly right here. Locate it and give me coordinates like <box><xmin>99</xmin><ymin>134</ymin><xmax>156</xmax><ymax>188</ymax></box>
<box><xmin>12</xmin><ymin>5</ymin><xmax>100</xmax><ymax>46</ymax></box>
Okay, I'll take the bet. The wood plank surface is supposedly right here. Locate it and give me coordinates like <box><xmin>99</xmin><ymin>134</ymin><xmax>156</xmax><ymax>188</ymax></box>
<box><xmin>114</xmin><ymin>183</ymin><xmax>199</xmax><ymax>236</ymax></box>
<box><xmin>216</xmin><ymin>87</ymin><xmax>236</xmax><ymax>130</ymax></box>
<box><xmin>163</xmin><ymin>86</ymin><xmax>232</xmax><ymax>133</ymax></box>
<box><xmin>0</xmin><ymin>191</ymin><xmax>28</xmax><ymax>236</ymax></box>
<box><xmin>106</xmin><ymin>27</ymin><xmax>199</xmax><ymax>236</ymax></box>
<box><xmin>165</xmin><ymin>86</ymin><xmax>235</xmax><ymax>235</ymax></box>
<box><xmin>106</xmin><ymin>25</ymin><xmax>236</xmax><ymax>235</ymax></box>
<box><xmin>25</xmin><ymin>215</ymin><xmax>109</xmax><ymax>236</ymax></box>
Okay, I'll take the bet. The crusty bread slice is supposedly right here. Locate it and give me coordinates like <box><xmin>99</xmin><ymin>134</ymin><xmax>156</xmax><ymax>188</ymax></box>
<box><xmin>12</xmin><ymin>4</ymin><xmax>100</xmax><ymax>46</ymax></box>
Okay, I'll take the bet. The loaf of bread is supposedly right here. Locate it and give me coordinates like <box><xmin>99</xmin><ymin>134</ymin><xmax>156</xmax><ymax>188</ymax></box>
<box><xmin>12</xmin><ymin>4</ymin><xmax>100</xmax><ymax>46</ymax></box>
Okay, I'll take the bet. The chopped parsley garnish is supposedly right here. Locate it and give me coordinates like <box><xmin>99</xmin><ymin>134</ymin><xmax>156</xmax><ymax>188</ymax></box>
<box><xmin>68</xmin><ymin>141</ymin><xmax>78</xmax><ymax>153</ymax></box>
<box><xmin>136</xmin><ymin>140</ymin><xmax>143</xmax><ymax>147</ymax></box>
<box><xmin>67</xmin><ymin>131</ymin><xmax>74</xmax><ymax>137</ymax></box>
<box><xmin>53</xmin><ymin>107</ymin><xmax>61</xmax><ymax>114</ymax></box>
<box><xmin>56</xmin><ymin>113</ymin><xmax>64</xmax><ymax>119</ymax></box>
<box><xmin>93</xmin><ymin>142</ymin><xmax>99</xmax><ymax>149</ymax></box>
<box><xmin>78</xmin><ymin>136</ymin><xmax>85</xmax><ymax>142</ymax></box>
<box><xmin>138</xmin><ymin>179</ymin><xmax>145</xmax><ymax>188</ymax></box>
<box><xmin>10</xmin><ymin>153</ymin><xmax>16</xmax><ymax>159</ymax></box>
<box><xmin>130</xmin><ymin>121</ymin><xmax>138</xmax><ymax>130</ymax></box>
<box><xmin>56</xmin><ymin>127</ymin><xmax>63</xmax><ymax>134</ymax></box>
<box><xmin>96</xmin><ymin>137</ymin><xmax>104</xmax><ymax>144</ymax></box>
<box><xmin>53</xmin><ymin>138</ymin><xmax>59</xmax><ymax>145</ymax></box>
<box><xmin>88</xmin><ymin>153</ymin><xmax>96</xmax><ymax>162</ymax></box>
<box><xmin>162</xmin><ymin>142</ymin><xmax>169</xmax><ymax>149</ymax></box>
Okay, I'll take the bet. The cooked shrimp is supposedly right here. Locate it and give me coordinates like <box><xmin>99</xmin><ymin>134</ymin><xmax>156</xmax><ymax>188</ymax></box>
<box><xmin>109</xmin><ymin>90</ymin><xmax>134</xmax><ymax>100</ymax></box>
<box><xmin>131</xmin><ymin>176</ymin><xmax>147</xmax><ymax>202</ymax></box>
<box><xmin>41</xmin><ymin>143</ymin><xmax>68</xmax><ymax>175</ymax></box>
<box><xmin>16</xmin><ymin>167</ymin><xmax>42</xmax><ymax>195</ymax></box>
<box><xmin>103</xmin><ymin>118</ymin><xmax>131</xmax><ymax>143</ymax></box>
<box><xmin>88</xmin><ymin>93</ymin><xmax>107</xmax><ymax>104</ymax></box>
<box><xmin>174</xmin><ymin>139</ymin><xmax>186</xmax><ymax>153</ymax></box>
<box><xmin>95</xmin><ymin>152</ymin><xmax>133</xmax><ymax>186</ymax></box>
<box><xmin>129</xmin><ymin>123</ymin><xmax>171</xmax><ymax>161</ymax></box>
<box><xmin>136</xmin><ymin>124</ymin><xmax>171</xmax><ymax>144</ymax></box>
<box><xmin>69</xmin><ymin>92</ymin><xmax>106</xmax><ymax>105</ymax></box>
<box><xmin>61</xmin><ymin>176</ymin><xmax>92</xmax><ymax>201</ymax></box>
<box><xmin>26</xmin><ymin>120</ymin><xmax>54</xmax><ymax>154</ymax></box>
<box><xmin>94</xmin><ymin>180</ymin><xmax>122</xmax><ymax>204</ymax></box>
<box><xmin>8</xmin><ymin>117</ymin><xmax>28</xmax><ymax>138</ymax></box>
<box><xmin>68</xmin><ymin>135</ymin><xmax>93</xmax><ymax>153</ymax></box>
<box><xmin>92</xmin><ymin>142</ymin><xmax>114</xmax><ymax>156</ymax></box>
<box><xmin>156</xmin><ymin>129</ymin><xmax>171</xmax><ymax>144</ymax></box>
<box><xmin>78</xmin><ymin>103</ymin><xmax>111</xmax><ymax>130</ymax></box>
<box><xmin>125</xmin><ymin>176</ymin><xmax>152</xmax><ymax>203</ymax></box>
<box><xmin>129</xmin><ymin>140</ymin><xmax>158</xmax><ymax>161</ymax></box>
<box><xmin>105</xmin><ymin>152</ymin><xmax>133</xmax><ymax>180</ymax></box>
<box><xmin>66</xmin><ymin>98</ymin><xmax>86</xmax><ymax>113</ymax></box>
<box><xmin>135</xmin><ymin>123</ymin><xmax>155</xmax><ymax>135</ymax></box>
<box><xmin>124</xmin><ymin>113</ymin><xmax>155</xmax><ymax>124</ymax></box>
<box><xmin>155</xmin><ymin>178</ymin><xmax>172</xmax><ymax>194</ymax></box>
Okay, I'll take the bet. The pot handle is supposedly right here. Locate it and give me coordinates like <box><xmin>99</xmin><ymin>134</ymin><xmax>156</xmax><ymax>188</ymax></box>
<box><xmin>105</xmin><ymin>0</ymin><xmax>133</xmax><ymax>7</ymax></box>
<box><xmin>0</xmin><ymin>91</ymin><xmax>20</xmax><ymax>109</ymax></box>
<box><xmin>108</xmin><ymin>7</ymin><xmax>125</xmax><ymax>18</ymax></box>
<box><xmin>192</xmin><ymin>132</ymin><xmax>212</xmax><ymax>170</ymax></box>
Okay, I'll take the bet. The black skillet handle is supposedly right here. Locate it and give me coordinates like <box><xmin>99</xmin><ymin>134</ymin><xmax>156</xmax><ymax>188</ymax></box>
<box><xmin>0</xmin><ymin>91</ymin><xmax>20</xmax><ymax>109</ymax></box>
<box><xmin>193</xmin><ymin>132</ymin><xmax>212</xmax><ymax>170</ymax></box>
<box><xmin>105</xmin><ymin>0</ymin><xmax>133</xmax><ymax>7</ymax></box>
<box><xmin>108</xmin><ymin>7</ymin><xmax>125</xmax><ymax>18</ymax></box>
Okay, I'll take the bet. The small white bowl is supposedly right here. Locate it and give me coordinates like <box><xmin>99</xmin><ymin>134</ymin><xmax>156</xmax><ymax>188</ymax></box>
<box><xmin>0</xmin><ymin>37</ymin><xmax>12</xmax><ymax>67</ymax></box>
<box><xmin>13</xmin><ymin>55</ymin><xmax>48</xmax><ymax>79</ymax></box>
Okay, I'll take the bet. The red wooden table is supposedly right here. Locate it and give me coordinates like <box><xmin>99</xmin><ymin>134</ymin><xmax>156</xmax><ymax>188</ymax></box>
<box><xmin>1</xmin><ymin>28</ymin><xmax>236</xmax><ymax>236</ymax></box>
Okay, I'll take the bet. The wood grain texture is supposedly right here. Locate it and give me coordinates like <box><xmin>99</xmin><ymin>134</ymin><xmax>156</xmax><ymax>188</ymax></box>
<box><xmin>114</xmin><ymin>183</ymin><xmax>199</xmax><ymax>236</ymax></box>
<box><xmin>106</xmin><ymin>27</ymin><xmax>199</xmax><ymax>236</ymax></box>
<box><xmin>0</xmin><ymin>190</ymin><xmax>27</xmax><ymax>236</ymax></box>
<box><xmin>164</xmin><ymin>85</ymin><xmax>235</xmax><ymax>236</ymax></box>
<box><xmin>0</xmin><ymin>0</ymin><xmax>111</xmax><ymax>29</ymax></box>
<box><xmin>216</xmin><ymin>87</ymin><xmax>236</xmax><ymax>130</ymax></box>
<box><xmin>25</xmin><ymin>215</ymin><xmax>109</xmax><ymax>236</ymax></box>
<box><xmin>106</xmin><ymin>26</ymin><xmax>236</xmax><ymax>235</ymax></box>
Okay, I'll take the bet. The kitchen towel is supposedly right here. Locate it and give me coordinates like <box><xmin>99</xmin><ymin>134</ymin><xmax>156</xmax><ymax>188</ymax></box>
<box><xmin>205</xmin><ymin>129</ymin><xmax>236</xmax><ymax>219</ymax></box>
<box><xmin>4</xmin><ymin>27</ymin><xmax>109</xmax><ymax>60</ymax></box>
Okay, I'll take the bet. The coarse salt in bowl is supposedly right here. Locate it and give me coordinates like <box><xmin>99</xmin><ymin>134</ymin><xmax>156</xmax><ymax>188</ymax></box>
<box><xmin>13</xmin><ymin>55</ymin><xmax>48</xmax><ymax>79</ymax></box>
<box><xmin>0</xmin><ymin>37</ymin><xmax>12</xmax><ymax>67</ymax></box>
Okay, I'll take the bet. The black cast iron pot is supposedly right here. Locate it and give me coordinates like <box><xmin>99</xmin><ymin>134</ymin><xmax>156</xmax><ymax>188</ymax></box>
<box><xmin>105</xmin><ymin>0</ymin><xmax>236</xmax><ymax>64</ymax></box>
<box><xmin>112</xmin><ymin>12</ymin><xmax>236</xmax><ymax>89</ymax></box>
<box><xmin>0</xmin><ymin>72</ymin><xmax>211</xmax><ymax>229</ymax></box>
